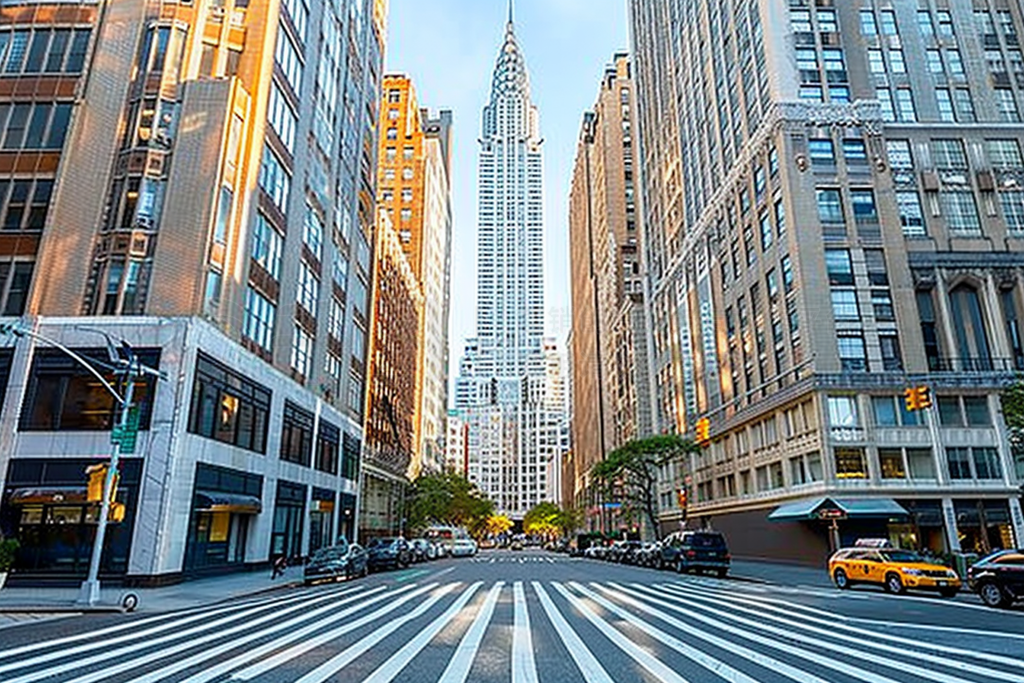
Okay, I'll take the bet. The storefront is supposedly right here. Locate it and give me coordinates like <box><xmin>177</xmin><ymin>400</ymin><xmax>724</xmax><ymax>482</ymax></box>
<box><xmin>271</xmin><ymin>480</ymin><xmax>306</xmax><ymax>560</ymax></box>
<box><xmin>309</xmin><ymin>487</ymin><xmax>335</xmax><ymax>552</ymax></box>
<box><xmin>953</xmin><ymin>500</ymin><xmax>1016</xmax><ymax>554</ymax></box>
<box><xmin>768</xmin><ymin>497</ymin><xmax>909</xmax><ymax>552</ymax></box>
<box><xmin>183</xmin><ymin>463</ymin><xmax>263</xmax><ymax>574</ymax></box>
<box><xmin>0</xmin><ymin>458</ymin><xmax>141</xmax><ymax>580</ymax></box>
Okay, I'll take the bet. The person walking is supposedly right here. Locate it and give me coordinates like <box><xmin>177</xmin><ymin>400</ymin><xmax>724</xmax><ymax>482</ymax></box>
<box><xmin>271</xmin><ymin>554</ymin><xmax>287</xmax><ymax>579</ymax></box>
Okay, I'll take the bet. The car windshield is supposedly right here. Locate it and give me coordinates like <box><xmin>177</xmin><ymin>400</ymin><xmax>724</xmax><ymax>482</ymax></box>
<box><xmin>368</xmin><ymin>538</ymin><xmax>396</xmax><ymax>548</ymax></box>
<box><xmin>311</xmin><ymin>546</ymin><xmax>345</xmax><ymax>561</ymax></box>
<box><xmin>689</xmin><ymin>534</ymin><xmax>725</xmax><ymax>548</ymax></box>
<box><xmin>880</xmin><ymin>550</ymin><xmax>924</xmax><ymax>563</ymax></box>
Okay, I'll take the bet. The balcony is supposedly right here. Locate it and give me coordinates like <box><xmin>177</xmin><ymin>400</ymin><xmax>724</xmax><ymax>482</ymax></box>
<box><xmin>927</xmin><ymin>356</ymin><xmax>1016</xmax><ymax>373</ymax></box>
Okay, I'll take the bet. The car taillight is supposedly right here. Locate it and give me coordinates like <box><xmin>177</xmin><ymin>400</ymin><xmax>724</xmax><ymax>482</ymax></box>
<box><xmin>724</xmin><ymin>554</ymin><xmax>731</xmax><ymax>561</ymax></box>
<box><xmin>687</xmin><ymin>550</ymin><xmax>697</xmax><ymax>558</ymax></box>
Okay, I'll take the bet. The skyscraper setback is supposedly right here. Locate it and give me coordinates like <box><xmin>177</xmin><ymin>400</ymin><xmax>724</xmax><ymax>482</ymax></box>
<box><xmin>456</xmin><ymin>7</ymin><xmax>560</xmax><ymax>517</ymax></box>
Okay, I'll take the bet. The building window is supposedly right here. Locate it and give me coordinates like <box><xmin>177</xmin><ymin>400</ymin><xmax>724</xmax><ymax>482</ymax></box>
<box><xmin>243</xmin><ymin>288</ymin><xmax>276</xmax><ymax>352</ymax></box>
<box><xmin>816</xmin><ymin>189</ymin><xmax>844</xmax><ymax>224</ymax></box>
<box><xmin>259</xmin><ymin>146</ymin><xmax>291</xmax><ymax>211</ymax></box>
<box><xmin>297</xmin><ymin>263</ymin><xmax>319</xmax><ymax>314</ymax></box>
<box><xmin>996</xmin><ymin>89</ymin><xmax>1021</xmax><ymax>122</ymax></box>
<box><xmin>303</xmin><ymin>204</ymin><xmax>324</xmax><ymax>261</ymax></box>
<box><xmin>946</xmin><ymin>447</ymin><xmax>972</xmax><ymax>479</ymax></box>
<box><xmin>926</xmin><ymin>49</ymin><xmax>943</xmax><ymax>73</ymax></box>
<box><xmin>835</xmin><ymin>448</ymin><xmax>868</xmax><ymax>479</ymax></box>
<box><xmin>940</xmin><ymin>191</ymin><xmax>982</xmax><ymax>235</ymax></box>
<box><xmin>825</xmin><ymin>249</ymin><xmax>854</xmax><ymax>286</ymax></box>
<box><xmin>316</xmin><ymin>420</ymin><xmax>340</xmax><ymax>474</ymax></box>
<box><xmin>987</xmin><ymin>139</ymin><xmax>1023</xmax><ymax>167</ymax></box>
<box><xmin>188</xmin><ymin>353</ymin><xmax>270</xmax><ymax>453</ymax></box>
<box><xmin>328</xmin><ymin>297</ymin><xmax>344</xmax><ymax>340</ymax></box>
<box><xmin>274</xmin><ymin>26</ymin><xmax>303</xmax><ymax>96</ymax></box>
<box><xmin>860</xmin><ymin>10</ymin><xmax>877</xmax><ymax>36</ymax></box>
<box><xmin>908</xmin><ymin>448</ymin><xmax>936</xmax><ymax>479</ymax></box>
<box><xmin>291</xmin><ymin>325</ymin><xmax>313</xmax><ymax>378</ymax></box>
<box><xmin>850</xmin><ymin>190</ymin><xmax>878</xmax><ymax>223</ymax></box>
<box><xmin>0</xmin><ymin>179</ymin><xmax>54</xmax><ymax>231</ymax></box>
<box><xmin>267</xmin><ymin>83</ymin><xmax>297</xmax><ymax>152</ymax></box>
<box><xmin>1003</xmin><ymin>192</ymin><xmax>1024</xmax><ymax>235</ymax></box>
<box><xmin>896</xmin><ymin>191</ymin><xmax>926</xmax><ymax>236</ymax></box>
<box><xmin>280</xmin><ymin>400</ymin><xmax>314</xmax><ymax>467</ymax></box>
<box><xmin>838</xmin><ymin>334</ymin><xmax>867</xmax><ymax>372</ymax></box>
<box><xmin>937</xmin><ymin>11</ymin><xmax>955</xmax><ymax>38</ymax></box>
<box><xmin>895</xmin><ymin>88</ymin><xmax>916</xmax><ymax>121</ymax></box>
<box><xmin>954</xmin><ymin>88</ymin><xmax>975</xmax><ymax>121</ymax></box>
<box><xmin>842</xmin><ymin>139</ymin><xmax>867</xmax><ymax>162</ymax></box>
<box><xmin>251</xmin><ymin>212</ymin><xmax>282</xmax><ymax>279</ymax></box>
<box><xmin>827</xmin><ymin>395</ymin><xmax>858</xmax><ymax>428</ymax></box>
<box><xmin>868</xmin><ymin>49</ymin><xmax>886</xmax><ymax>74</ymax></box>
<box><xmin>948</xmin><ymin>284</ymin><xmax>992</xmax><ymax>362</ymax></box>
<box><xmin>879</xmin><ymin>450</ymin><xmax>906</xmax><ymax>479</ymax></box>
<box><xmin>936</xmin><ymin>89</ymin><xmax>955</xmax><ymax>122</ymax></box>
<box><xmin>0</xmin><ymin>261</ymin><xmax>32</xmax><ymax>315</ymax></box>
<box><xmin>0</xmin><ymin>102</ymin><xmax>73</xmax><ymax>151</ymax></box>
<box><xmin>963</xmin><ymin>396</ymin><xmax>991</xmax><ymax>426</ymax></box>
<box><xmin>973</xmin><ymin>447</ymin><xmax>1002</xmax><ymax>479</ymax></box>
<box><xmin>831</xmin><ymin>290</ymin><xmax>859</xmax><ymax>320</ymax></box>
<box><xmin>872</xmin><ymin>290</ymin><xmax>895</xmax><ymax>321</ymax></box>
<box><xmin>879</xmin><ymin>334</ymin><xmax>903</xmax><ymax>371</ymax></box>
<box><xmin>809</xmin><ymin>139</ymin><xmax>835</xmax><ymax>165</ymax></box>
<box><xmin>877</xmin><ymin>87</ymin><xmax>896</xmax><ymax>122</ymax></box>
<box><xmin>938</xmin><ymin>395</ymin><xmax>964</xmax><ymax>426</ymax></box>
<box><xmin>889</xmin><ymin>49</ymin><xmax>906</xmax><ymax>74</ymax></box>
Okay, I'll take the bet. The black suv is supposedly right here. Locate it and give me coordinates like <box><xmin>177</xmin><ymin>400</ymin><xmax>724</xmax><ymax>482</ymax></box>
<box><xmin>366</xmin><ymin>537</ymin><xmax>412</xmax><ymax>571</ymax></box>
<box><xmin>660</xmin><ymin>531</ymin><xmax>730</xmax><ymax>577</ymax></box>
<box><xmin>967</xmin><ymin>549</ymin><xmax>1024</xmax><ymax>608</ymax></box>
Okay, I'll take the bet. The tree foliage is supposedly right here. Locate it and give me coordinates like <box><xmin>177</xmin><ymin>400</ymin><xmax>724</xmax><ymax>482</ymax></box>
<box><xmin>484</xmin><ymin>514</ymin><xmax>514</xmax><ymax>537</ymax></box>
<box><xmin>523</xmin><ymin>502</ymin><xmax>586</xmax><ymax>538</ymax></box>
<box><xmin>405</xmin><ymin>473</ymin><xmax>495</xmax><ymax>538</ymax></box>
<box><xmin>591</xmin><ymin>434</ymin><xmax>699</xmax><ymax>540</ymax></box>
<box><xmin>1001</xmin><ymin>380</ymin><xmax>1024</xmax><ymax>485</ymax></box>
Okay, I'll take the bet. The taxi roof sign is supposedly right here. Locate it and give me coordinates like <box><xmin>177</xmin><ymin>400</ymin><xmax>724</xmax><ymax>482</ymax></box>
<box><xmin>853</xmin><ymin>538</ymin><xmax>893</xmax><ymax>548</ymax></box>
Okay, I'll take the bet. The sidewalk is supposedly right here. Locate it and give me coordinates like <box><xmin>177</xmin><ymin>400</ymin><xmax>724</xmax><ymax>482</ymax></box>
<box><xmin>0</xmin><ymin>569</ymin><xmax>304</xmax><ymax>614</ymax></box>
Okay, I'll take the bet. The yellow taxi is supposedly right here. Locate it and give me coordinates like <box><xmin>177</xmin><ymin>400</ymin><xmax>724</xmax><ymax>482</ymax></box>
<box><xmin>828</xmin><ymin>541</ymin><xmax>961</xmax><ymax>597</ymax></box>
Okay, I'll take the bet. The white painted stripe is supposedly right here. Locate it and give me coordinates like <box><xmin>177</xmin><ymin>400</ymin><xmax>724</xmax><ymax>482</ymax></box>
<box><xmin>678</xmin><ymin>583</ymin><xmax>1024</xmax><ymax>672</ymax></box>
<box><xmin>437</xmin><ymin>582</ymin><xmax>503</xmax><ymax>683</ymax></box>
<box><xmin>0</xmin><ymin>583</ymin><xmax>331</xmax><ymax>670</ymax></box>
<box><xmin>633</xmin><ymin>582</ymin><xmax>970</xmax><ymax>683</ymax></box>
<box><xmin>584</xmin><ymin>583</ymin><xmax>830</xmax><ymax>683</ymax></box>
<box><xmin>291</xmin><ymin>583</ymin><xmax>459</xmax><ymax>683</ymax></box>
<box><xmin>231</xmin><ymin>582</ymin><xmax>440</xmax><ymax>681</ymax></box>
<box><xmin>123</xmin><ymin>584</ymin><xmax>399</xmax><ymax>683</ymax></box>
<box><xmin>531</xmin><ymin>582</ymin><xmax>614</xmax><ymax>683</ymax></box>
<box><xmin>549</xmin><ymin>582</ymin><xmax>690</xmax><ymax>683</ymax></box>
<box><xmin>361</xmin><ymin>583</ymin><xmax>483</xmax><ymax>683</ymax></box>
<box><xmin>569</xmin><ymin>582</ymin><xmax>763</xmax><ymax>683</ymax></box>
<box><xmin>4</xmin><ymin>583</ymin><xmax>374</xmax><ymax>683</ymax></box>
<box><xmin>512</xmin><ymin>582</ymin><xmax>538</xmax><ymax>683</ymax></box>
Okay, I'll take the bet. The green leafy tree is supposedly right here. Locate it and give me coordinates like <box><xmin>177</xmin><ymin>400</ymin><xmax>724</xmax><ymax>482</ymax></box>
<box><xmin>554</xmin><ymin>505</ymin><xmax>586</xmax><ymax>538</ymax></box>
<box><xmin>592</xmin><ymin>434</ymin><xmax>699</xmax><ymax>540</ymax></box>
<box><xmin>524</xmin><ymin>501</ymin><xmax>561</xmax><ymax>538</ymax></box>
<box><xmin>405</xmin><ymin>473</ymin><xmax>495</xmax><ymax>539</ymax></box>
<box><xmin>1001</xmin><ymin>380</ymin><xmax>1024</xmax><ymax>486</ymax></box>
<box><xmin>0</xmin><ymin>535</ymin><xmax>19</xmax><ymax>572</ymax></box>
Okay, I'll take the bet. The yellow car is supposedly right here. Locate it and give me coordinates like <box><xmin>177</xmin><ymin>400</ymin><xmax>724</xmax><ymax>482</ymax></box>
<box><xmin>829</xmin><ymin>547</ymin><xmax>961</xmax><ymax>597</ymax></box>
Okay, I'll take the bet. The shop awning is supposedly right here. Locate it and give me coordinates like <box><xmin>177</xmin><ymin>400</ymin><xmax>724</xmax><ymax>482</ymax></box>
<box><xmin>769</xmin><ymin>497</ymin><xmax>908</xmax><ymax>521</ymax></box>
<box><xmin>194</xmin><ymin>491</ymin><xmax>262</xmax><ymax>515</ymax></box>
<box><xmin>8</xmin><ymin>487</ymin><xmax>88</xmax><ymax>504</ymax></box>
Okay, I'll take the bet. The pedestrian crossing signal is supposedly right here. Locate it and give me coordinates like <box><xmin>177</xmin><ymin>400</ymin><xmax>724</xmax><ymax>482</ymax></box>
<box><xmin>904</xmin><ymin>386</ymin><xmax>932</xmax><ymax>411</ymax></box>
<box><xmin>695</xmin><ymin>418</ymin><xmax>711</xmax><ymax>447</ymax></box>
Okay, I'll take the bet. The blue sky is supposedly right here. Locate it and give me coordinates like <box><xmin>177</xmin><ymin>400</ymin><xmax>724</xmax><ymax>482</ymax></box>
<box><xmin>385</xmin><ymin>0</ymin><xmax>629</xmax><ymax>366</ymax></box>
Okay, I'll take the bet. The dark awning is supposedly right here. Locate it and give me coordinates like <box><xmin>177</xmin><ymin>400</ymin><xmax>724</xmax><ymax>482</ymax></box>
<box><xmin>8</xmin><ymin>487</ymin><xmax>89</xmax><ymax>504</ymax></box>
<box><xmin>194</xmin><ymin>490</ymin><xmax>262</xmax><ymax>514</ymax></box>
<box><xmin>769</xmin><ymin>497</ymin><xmax>908</xmax><ymax>521</ymax></box>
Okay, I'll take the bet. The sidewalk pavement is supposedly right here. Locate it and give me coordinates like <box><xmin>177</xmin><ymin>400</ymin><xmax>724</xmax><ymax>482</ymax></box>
<box><xmin>0</xmin><ymin>569</ymin><xmax>304</xmax><ymax>614</ymax></box>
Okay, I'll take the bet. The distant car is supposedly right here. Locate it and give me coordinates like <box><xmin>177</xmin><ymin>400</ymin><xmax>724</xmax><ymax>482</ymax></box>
<box><xmin>618</xmin><ymin>541</ymin><xmax>644</xmax><ymax>564</ymax></box>
<box><xmin>510</xmin><ymin>540</ymin><xmax>524</xmax><ymax>551</ymax></box>
<box><xmin>664</xmin><ymin>531</ymin><xmax>730</xmax><ymax>577</ymax></box>
<box><xmin>433</xmin><ymin>541</ymin><xmax>449</xmax><ymax>558</ymax></box>
<box><xmin>408</xmin><ymin>538</ymin><xmax>434</xmax><ymax>562</ymax></box>
<box><xmin>829</xmin><ymin>546</ymin><xmax>960</xmax><ymax>597</ymax></box>
<box><xmin>304</xmin><ymin>543</ymin><xmax>367</xmax><ymax>584</ymax></box>
<box><xmin>967</xmin><ymin>549</ymin><xmax>1024</xmax><ymax>608</ymax></box>
<box><xmin>366</xmin><ymin>537</ymin><xmax>412</xmax><ymax>571</ymax></box>
<box><xmin>637</xmin><ymin>542</ymin><xmax>661</xmax><ymax>568</ymax></box>
<box><xmin>451</xmin><ymin>538</ymin><xmax>478</xmax><ymax>557</ymax></box>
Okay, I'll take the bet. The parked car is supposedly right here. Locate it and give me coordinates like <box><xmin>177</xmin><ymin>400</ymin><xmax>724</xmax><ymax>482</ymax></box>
<box><xmin>366</xmin><ymin>537</ymin><xmax>412</xmax><ymax>571</ymax></box>
<box><xmin>829</xmin><ymin>545</ymin><xmax>960</xmax><ymax>597</ymax></box>
<box><xmin>662</xmin><ymin>531</ymin><xmax>731</xmax><ymax>577</ymax></box>
<box><xmin>409</xmin><ymin>538</ymin><xmax>434</xmax><ymax>563</ymax></box>
<box><xmin>451</xmin><ymin>538</ymin><xmax>478</xmax><ymax>557</ymax></box>
<box><xmin>433</xmin><ymin>541</ymin><xmax>449</xmax><ymax>558</ymax></box>
<box><xmin>619</xmin><ymin>541</ymin><xmax>644</xmax><ymax>565</ymax></box>
<box><xmin>967</xmin><ymin>549</ymin><xmax>1024</xmax><ymax>608</ymax></box>
<box><xmin>304</xmin><ymin>543</ymin><xmax>368</xmax><ymax>585</ymax></box>
<box><xmin>636</xmin><ymin>542</ymin><xmax>661</xmax><ymax>568</ymax></box>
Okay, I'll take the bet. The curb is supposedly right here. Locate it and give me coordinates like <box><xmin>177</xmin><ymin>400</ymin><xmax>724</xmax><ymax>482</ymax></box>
<box><xmin>0</xmin><ymin>604</ymin><xmax>124</xmax><ymax>614</ymax></box>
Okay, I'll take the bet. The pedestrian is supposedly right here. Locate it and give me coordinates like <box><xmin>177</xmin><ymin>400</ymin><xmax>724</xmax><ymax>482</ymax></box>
<box><xmin>271</xmin><ymin>554</ymin><xmax>287</xmax><ymax>579</ymax></box>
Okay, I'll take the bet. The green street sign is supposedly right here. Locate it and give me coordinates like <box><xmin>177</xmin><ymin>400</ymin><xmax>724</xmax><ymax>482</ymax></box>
<box><xmin>111</xmin><ymin>406</ymin><xmax>141</xmax><ymax>454</ymax></box>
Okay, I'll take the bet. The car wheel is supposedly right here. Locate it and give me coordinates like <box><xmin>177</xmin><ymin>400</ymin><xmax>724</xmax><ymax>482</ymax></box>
<box><xmin>884</xmin><ymin>572</ymin><xmax>906</xmax><ymax>595</ymax></box>
<box><xmin>716</xmin><ymin>569</ymin><xmax>728</xmax><ymax>579</ymax></box>
<box><xmin>979</xmin><ymin>582</ymin><xmax>1011</xmax><ymax>608</ymax></box>
<box><xmin>833</xmin><ymin>568</ymin><xmax>850</xmax><ymax>590</ymax></box>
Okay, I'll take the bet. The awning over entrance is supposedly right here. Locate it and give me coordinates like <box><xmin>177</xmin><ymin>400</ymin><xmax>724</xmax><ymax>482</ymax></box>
<box><xmin>194</xmin><ymin>490</ymin><xmax>262</xmax><ymax>515</ymax></box>
<box><xmin>8</xmin><ymin>486</ymin><xmax>88</xmax><ymax>504</ymax></box>
<box><xmin>769</xmin><ymin>497</ymin><xmax>909</xmax><ymax>521</ymax></box>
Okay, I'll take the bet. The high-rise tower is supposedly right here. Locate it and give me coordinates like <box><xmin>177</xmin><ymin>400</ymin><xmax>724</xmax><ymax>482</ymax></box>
<box><xmin>457</xmin><ymin>6</ymin><xmax>557</xmax><ymax>518</ymax></box>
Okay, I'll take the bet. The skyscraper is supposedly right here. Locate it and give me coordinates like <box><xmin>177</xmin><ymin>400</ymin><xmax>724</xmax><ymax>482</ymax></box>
<box><xmin>457</xmin><ymin>5</ymin><xmax>557</xmax><ymax>518</ymax></box>
<box><xmin>0</xmin><ymin>0</ymin><xmax>386</xmax><ymax>583</ymax></box>
<box><xmin>630</xmin><ymin>0</ymin><xmax>1024</xmax><ymax>561</ymax></box>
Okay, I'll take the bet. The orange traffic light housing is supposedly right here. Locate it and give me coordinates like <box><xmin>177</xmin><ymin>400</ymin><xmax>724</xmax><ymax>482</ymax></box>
<box><xmin>904</xmin><ymin>386</ymin><xmax>932</xmax><ymax>412</ymax></box>
<box><xmin>695</xmin><ymin>418</ymin><xmax>711</xmax><ymax>447</ymax></box>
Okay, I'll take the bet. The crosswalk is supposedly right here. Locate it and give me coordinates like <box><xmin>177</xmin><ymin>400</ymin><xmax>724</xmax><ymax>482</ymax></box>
<box><xmin>471</xmin><ymin>555</ymin><xmax>573</xmax><ymax>564</ymax></box>
<box><xmin>1</xmin><ymin>577</ymin><xmax>1022</xmax><ymax>683</ymax></box>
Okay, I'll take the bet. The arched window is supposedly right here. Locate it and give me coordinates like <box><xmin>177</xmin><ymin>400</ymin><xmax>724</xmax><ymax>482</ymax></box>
<box><xmin>948</xmin><ymin>284</ymin><xmax>991</xmax><ymax>368</ymax></box>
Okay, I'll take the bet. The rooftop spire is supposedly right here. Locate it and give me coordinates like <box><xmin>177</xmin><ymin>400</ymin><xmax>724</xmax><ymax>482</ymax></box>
<box><xmin>508</xmin><ymin>0</ymin><xmax>513</xmax><ymax>25</ymax></box>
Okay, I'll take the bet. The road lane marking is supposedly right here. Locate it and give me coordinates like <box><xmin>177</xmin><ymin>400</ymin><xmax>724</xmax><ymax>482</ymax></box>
<box><xmin>549</xmin><ymin>582</ymin><xmax>690</xmax><ymax>683</ymax></box>
<box><xmin>231</xmin><ymin>582</ymin><xmax>440</xmax><ymax>681</ymax></box>
<box><xmin>3</xmin><ymin>583</ymin><xmax>375</xmax><ymax>683</ymax></box>
<box><xmin>569</xmin><ymin>582</ymin><xmax>763</xmax><ymax>683</ymax></box>
<box><xmin>125</xmin><ymin>584</ymin><xmax>401</xmax><ymax>683</ymax></box>
<box><xmin>531</xmin><ymin>582</ymin><xmax>614</xmax><ymax>683</ymax></box>
<box><xmin>512</xmin><ymin>581</ymin><xmax>539</xmax><ymax>683</ymax></box>
<box><xmin>437</xmin><ymin>582</ymin><xmax>504</xmax><ymax>683</ymax></box>
<box><xmin>361</xmin><ymin>583</ymin><xmax>483</xmax><ymax>683</ymax></box>
<box><xmin>586</xmin><ymin>583</ymin><xmax>831</xmax><ymax>683</ymax></box>
<box><xmin>292</xmin><ymin>583</ymin><xmax>459</xmax><ymax>683</ymax></box>
<box><xmin>634</xmin><ymin>582</ymin><xmax>971</xmax><ymax>683</ymax></box>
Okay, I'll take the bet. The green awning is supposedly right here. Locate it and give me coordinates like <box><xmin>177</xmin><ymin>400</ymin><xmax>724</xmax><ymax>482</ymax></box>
<box><xmin>769</xmin><ymin>497</ymin><xmax>908</xmax><ymax>521</ymax></box>
<box><xmin>768</xmin><ymin>498</ymin><xmax>827</xmax><ymax>521</ymax></box>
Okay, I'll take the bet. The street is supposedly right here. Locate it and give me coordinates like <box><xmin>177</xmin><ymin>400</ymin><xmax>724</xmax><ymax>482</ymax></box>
<box><xmin>0</xmin><ymin>550</ymin><xmax>1022</xmax><ymax>683</ymax></box>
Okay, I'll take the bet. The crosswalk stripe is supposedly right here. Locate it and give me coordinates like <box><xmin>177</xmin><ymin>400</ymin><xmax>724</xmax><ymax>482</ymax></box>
<box><xmin>633</xmin><ymin>582</ymin><xmax>965</xmax><ymax>683</ymax></box>
<box><xmin>231</xmin><ymin>582</ymin><xmax>440</xmax><ymax>681</ymax></box>
<box><xmin>531</xmin><ymin>582</ymin><xmax>614</xmax><ymax>683</ymax></box>
<box><xmin>292</xmin><ymin>583</ymin><xmax>460</xmax><ymax>683</ymax></box>
<box><xmin>123</xmin><ymin>584</ymin><xmax>398</xmax><ymax>683</ymax></box>
<box><xmin>437</xmin><ymin>582</ymin><xmax>504</xmax><ymax>683</ymax></box>
<box><xmin>550</xmin><ymin>582</ymin><xmax>690</xmax><ymax>683</ymax></box>
<box><xmin>675</xmin><ymin>583</ymin><xmax>1024</xmax><ymax>674</ymax></box>
<box><xmin>512</xmin><ymin>581</ymin><xmax>538</xmax><ymax>683</ymax></box>
<box><xmin>657</xmin><ymin>582</ymin><xmax>1012</xmax><ymax>682</ymax></box>
<box><xmin>570</xmin><ymin>582</ymin><xmax>763</xmax><ymax>683</ymax></box>
<box><xmin>0</xmin><ymin>584</ymin><xmax>335</xmax><ymax>674</ymax></box>
<box><xmin>4</xmin><ymin>583</ymin><xmax>373</xmax><ymax>683</ymax></box>
<box><xmin>361</xmin><ymin>582</ymin><xmax>484</xmax><ymax>683</ymax></box>
<box><xmin>586</xmin><ymin>583</ymin><xmax>830</xmax><ymax>683</ymax></box>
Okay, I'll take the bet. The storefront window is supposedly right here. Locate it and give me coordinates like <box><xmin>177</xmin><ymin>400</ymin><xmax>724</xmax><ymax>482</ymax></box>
<box><xmin>834</xmin><ymin>447</ymin><xmax>867</xmax><ymax>479</ymax></box>
<box><xmin>907</xmin><ymin>448</ymin><xmax>936</xmax><ymax>479</ymax></box>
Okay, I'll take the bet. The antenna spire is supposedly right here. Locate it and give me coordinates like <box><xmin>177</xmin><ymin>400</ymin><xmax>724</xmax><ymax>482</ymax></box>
<box><xmin>508</xmin><ymin>0</ymin><xmax>514</xmax><ymax>25</ymax></box>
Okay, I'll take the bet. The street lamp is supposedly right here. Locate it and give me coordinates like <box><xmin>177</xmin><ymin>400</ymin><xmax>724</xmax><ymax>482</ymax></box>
<box><xmin>0</xmin><ymin>321</ymin><xmax>164</xmax><ymax>605</ymax></box>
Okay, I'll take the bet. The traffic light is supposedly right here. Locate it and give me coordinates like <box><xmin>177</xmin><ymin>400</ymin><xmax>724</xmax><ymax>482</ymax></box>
<box><xmin>695</xmin><ymin>417</ymin><xmax>711</xmax><ymax>447</ymax></box>
<box><xmin>676</xmin><ymin>487</ymin><xmax>688</xmax><ymax>513</ymax></box>
<box><xmin>904</xmin><ymin>386</ymin><xmax>933</xmax><ymax>411</ymax></box>
<box><xmin>86</xmin><ymin>464</ymin><xmax>118</xmax><ymax>504</ymax></box>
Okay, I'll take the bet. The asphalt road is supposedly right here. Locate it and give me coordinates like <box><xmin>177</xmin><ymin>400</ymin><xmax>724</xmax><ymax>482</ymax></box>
<box><xmin>1</xmin><ymin>550</ymin><xmax>1023</xmax><ymax>683</ymax></box>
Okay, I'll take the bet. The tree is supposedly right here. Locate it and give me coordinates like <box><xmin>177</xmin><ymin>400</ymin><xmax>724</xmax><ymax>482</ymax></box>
<box><xmin>484</xmin><ymin>514</ymin><xmax>514</xmax><ymax>537</ymax></box>
<box><xmin>591</xmin><ymin>434</ymin><xmax>699</xmax><ymax>540</ymax></box>
<box><xmin>554</xmin><ymin>505</ymin><xmax>585</xmax><ymax>538</ymax></box>
<box><xmin>1001</xmin><ymin>380</ymin><xmax>1024</xmax><ymax>492</ymax></box>
<box><xmin>405</xmin><ymin>473</ymin><xmax>495</xmax><ymax>538</ymax></box>
<box><xmin>524</xmin><ymin>502</ymin><xmax>561</xmax><ymax>538</ymax></box>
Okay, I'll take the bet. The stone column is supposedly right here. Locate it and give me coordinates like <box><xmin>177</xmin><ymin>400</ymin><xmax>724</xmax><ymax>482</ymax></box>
<box><xmin>941</xmin><ymin>498</ymin><xmax>961</xmax><ymax>553</ymax></box>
